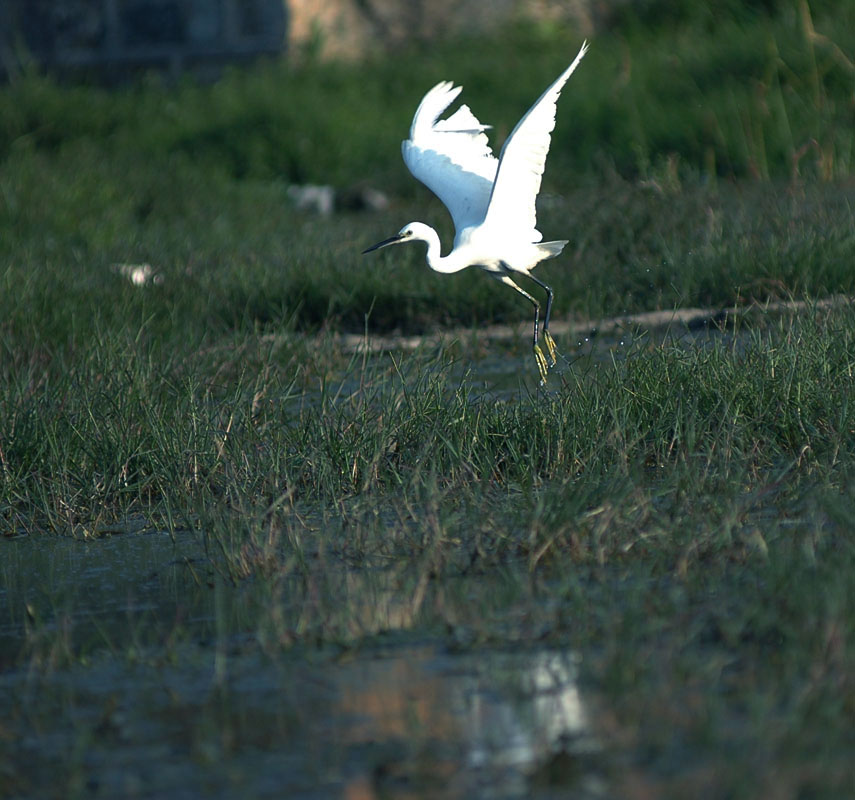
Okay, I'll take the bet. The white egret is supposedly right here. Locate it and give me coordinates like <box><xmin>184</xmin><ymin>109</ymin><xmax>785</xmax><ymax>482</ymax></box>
<box><xmin>363</xmin><ymin>42</ymin><xmax>588</xmax><ymax>382</ymax></box>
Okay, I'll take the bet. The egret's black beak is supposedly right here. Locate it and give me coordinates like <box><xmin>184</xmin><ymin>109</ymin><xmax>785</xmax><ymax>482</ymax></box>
<box><xmin>362</xmin><ymin>233</ymin><xmax>405</xmax><ymax>254</ymax></box>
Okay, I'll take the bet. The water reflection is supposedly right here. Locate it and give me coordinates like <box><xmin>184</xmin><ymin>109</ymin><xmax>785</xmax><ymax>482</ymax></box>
<box><xmin>1</xmin><ymin>636</ymin><xmax>603</xmax><ymax>798</ymax></box>
<box><xmin>1</xmin><ymin>535</ymin><xmax>604</xmax><ymax>798</ymax></box>
<box><xmin>329</xmin><ymin>646</ymin><xmax>601</xmax><ymax>798</ymax></box>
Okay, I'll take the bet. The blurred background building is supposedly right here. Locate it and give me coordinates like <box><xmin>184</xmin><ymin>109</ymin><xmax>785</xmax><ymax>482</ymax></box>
<box><xmin>1</xmin><ymin>0</ymin><xmax>287</xmax><ymax>79</ymax></box>
<box><xmin>0</xmin><ymin>0</ymin><xmax>603</xmax><ymax>79</ymax></box>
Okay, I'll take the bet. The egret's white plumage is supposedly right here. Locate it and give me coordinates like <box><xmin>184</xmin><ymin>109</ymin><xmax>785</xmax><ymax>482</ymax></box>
<box><xmin>363</xmin><ymin>42</ymin><xmax>589</xmax><ymax>382</ymax></box>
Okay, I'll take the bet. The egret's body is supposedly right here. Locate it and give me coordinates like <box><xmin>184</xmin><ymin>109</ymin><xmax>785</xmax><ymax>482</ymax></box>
<box><xmin>364</xmin><ymin>42</ymin><xmax>588</xmax><ymax>382</ymax></box>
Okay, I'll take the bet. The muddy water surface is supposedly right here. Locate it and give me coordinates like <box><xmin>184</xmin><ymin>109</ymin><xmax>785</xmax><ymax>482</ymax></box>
<box><xmin>1</xmin><ymin>532</ymin><xmax>605</xmax><ymax>799</ymax></box>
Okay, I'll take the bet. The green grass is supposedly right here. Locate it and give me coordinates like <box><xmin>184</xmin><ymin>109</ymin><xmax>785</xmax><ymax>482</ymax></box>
<box><xmin>4</xmin><ymin>297</ymin><xmax>854</xmax><ymax>538</ymax></box>
<box><xmin>1</xmin><ymin>3</ymin><xmax>855</xmax><ymax>798</ymax></box>
<box><xmin>0</xmin><ymin>2</ymin><xmax>853</xmax><ymax>338</ymax></box>
<box><xmin>2</xmin><ymin>304</ymin><xmax>854</xmax><ymax>796</ymax></box>
<box><xmin>1</xmin><ymin>156</ymin><xmax>854</xmax><ymax>338</ymax></box>
<box><xmin>1</xmin><ymin>0</ymin><xmax>854</xmax><ymax>186</ymax></box>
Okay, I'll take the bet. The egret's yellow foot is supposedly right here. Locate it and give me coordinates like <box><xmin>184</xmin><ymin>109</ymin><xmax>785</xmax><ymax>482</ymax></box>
<box><xmin>534</xmin><ymin>343</ymin><xmax>549</xmax><ymax>384</ymax></box>
<box><xmin>543</xmin><ymin>329</ymin><xmax>558</xmax><ymax>367</ymax></box>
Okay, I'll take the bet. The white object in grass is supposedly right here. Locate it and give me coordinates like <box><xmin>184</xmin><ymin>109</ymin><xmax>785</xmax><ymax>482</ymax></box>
<box><xmin>112</xmin><ymin>263</ymin><xmax>163</xmax><ymax>286</ymax></box>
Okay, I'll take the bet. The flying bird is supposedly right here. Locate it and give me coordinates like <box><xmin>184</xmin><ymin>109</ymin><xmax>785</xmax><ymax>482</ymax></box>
<box><xmin>363</xmin><ymin>42</ymin><xmax>588</xmax><ymax>383</ymax></box>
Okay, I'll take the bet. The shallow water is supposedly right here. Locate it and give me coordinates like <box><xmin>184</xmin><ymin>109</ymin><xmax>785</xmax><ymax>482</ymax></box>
<box><xmin>1</xmin><ymin>532</ymin><xmax>606</xmax><ymax>799</ymax></box>
<box><xmin>450</xmin><ymin>319</ymin><xmax>740</xmax><ymax>399</ymax></box>
<box><xmin>2</xmin><ymin>311</ymin><xmax>815</xmax><ymax>798</ymax></box>
<box><xmin>0</xmin><ymin>528</ymin><xmax>207</xmax><ymax>662</ymax></box>
<box><xmin>3</xmin><ymin>642</ymin><xmax>603</xmax><ymax>799</ymax></box>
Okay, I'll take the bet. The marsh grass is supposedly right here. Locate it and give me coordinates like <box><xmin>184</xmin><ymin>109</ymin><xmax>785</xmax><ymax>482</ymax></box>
<box><xmin>2</xmin><ymin>303</ymin><xmax>854</xmax><ymax>797</ymax></box>
<box><xmin>2</xmin><ymin>160</ymin><xmax>854</xmax><ymax>800</ymax></box>
<box><xmin>3</xmin><ymin>300</ymin><xmax>853</xmax><ymax>572</ymax></box>
<box><xmin>2</xmin><ymin>4</ymin><xmax>855</xmax><ymax>797</ymax></box>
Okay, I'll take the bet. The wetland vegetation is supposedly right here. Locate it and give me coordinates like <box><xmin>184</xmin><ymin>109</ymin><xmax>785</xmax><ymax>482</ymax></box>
<box><xmin>1</xmin><ymin>1</ymin><xmax>854</xmax><ymax>797</ymax></box>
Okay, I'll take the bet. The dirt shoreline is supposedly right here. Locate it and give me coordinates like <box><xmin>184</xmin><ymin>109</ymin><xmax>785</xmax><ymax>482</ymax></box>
<box><xmin>336</xmin><ymin>295</ymin><xmax>851</xmax><ymax>353</ymax></box>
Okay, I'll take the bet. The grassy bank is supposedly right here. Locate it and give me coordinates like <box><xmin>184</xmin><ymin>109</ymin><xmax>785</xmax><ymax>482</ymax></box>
<box><xmin>2</xmin><ymin>166</ymin><xmax>854</xmax><ymax>339</ymax></box>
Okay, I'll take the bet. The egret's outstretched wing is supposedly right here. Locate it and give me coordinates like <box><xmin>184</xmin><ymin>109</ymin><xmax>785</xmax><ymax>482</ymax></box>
<box><xmin>484</xmin><ymin>41</ymin><xmax>589</xmax><ymax>241</ymax></box>
<box><xmin>402</xmin><ymin>81</ymin><xmax>499</xmax><ymax>233</ymax></box>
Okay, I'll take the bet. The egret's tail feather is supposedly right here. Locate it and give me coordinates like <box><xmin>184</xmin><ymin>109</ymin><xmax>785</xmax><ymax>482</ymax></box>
<box><xmin>537</xmin><ymin>240</ymin><xmax>568</xmax><ymax>260</ymax></box>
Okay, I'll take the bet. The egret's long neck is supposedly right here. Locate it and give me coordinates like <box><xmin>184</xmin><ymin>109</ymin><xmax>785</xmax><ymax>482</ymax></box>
<box><xmin>418</xmin><ymin>225</ymin><xmax>467</xmax><ymax>274</ymax></box>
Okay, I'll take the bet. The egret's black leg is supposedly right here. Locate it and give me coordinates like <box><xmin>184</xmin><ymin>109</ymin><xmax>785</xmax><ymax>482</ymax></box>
<box><xmin>499</xmin><ymin>275</ymin><xmax>549</xmax><ymax>383</ymax></box>
<box><xmin>525</xmin><ymin>273</ymin><xmax>558</xmax><ymax>366</ymax></box>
